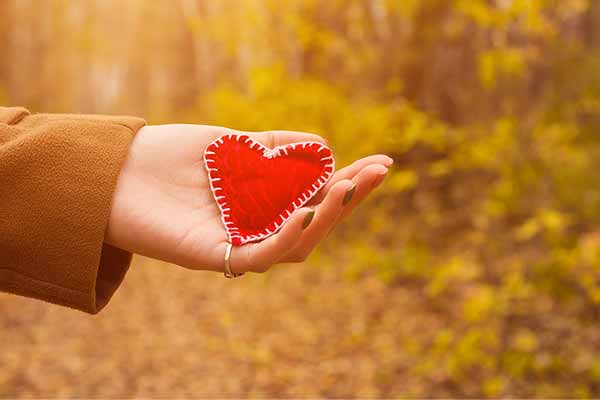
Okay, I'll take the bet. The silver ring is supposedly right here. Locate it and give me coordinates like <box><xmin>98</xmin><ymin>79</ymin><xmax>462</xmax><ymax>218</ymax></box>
<box><xmin>224</xmin><ymin>242</ymin><xmax>244</xmax><ymax>278</ymax></box>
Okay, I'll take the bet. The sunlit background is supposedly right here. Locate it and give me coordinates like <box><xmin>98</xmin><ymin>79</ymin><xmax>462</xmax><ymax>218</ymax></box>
<box><xmin>2</xmin><ymin>0</ymin><xmax>600</xmax><ymax>397</ymax></box>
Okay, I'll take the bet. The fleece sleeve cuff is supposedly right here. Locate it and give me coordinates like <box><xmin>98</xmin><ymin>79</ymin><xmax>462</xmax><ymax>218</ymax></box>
<box><xmin>0</xmin><ymin>107</ymin><xmax>146</xmax><ymax>313</ymax></box>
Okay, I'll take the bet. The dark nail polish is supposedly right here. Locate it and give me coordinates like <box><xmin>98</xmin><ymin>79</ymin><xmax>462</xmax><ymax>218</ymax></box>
<box><xmin>302</xmin><ymin>210</ymin><xmax>315</xmax><ymax>229</ymax></box>
<box><xmin>342</xmin><ymin>184</ymin><xmax>356</xmax><ymax>206</ymax></box>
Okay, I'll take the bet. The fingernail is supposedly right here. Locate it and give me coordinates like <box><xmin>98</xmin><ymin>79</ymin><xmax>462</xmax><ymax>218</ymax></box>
<box><xmin>384</xmin><ymin>156</ymin><xmax>394</xmax><ymax>167</ymax></box>
<box><xmin>372</xmin><ymin>172</ymin><xmax>387</xmax><ymax>188</ymax></box>
<box><xmin>302</xmin><ymin>210</ymin><xmax>315</xmax><ymax>229</ymax></box>
<box><xmin>342</xmin><ymin>184</ymin><xmax>356</xmax><ymax>206</ymax></box>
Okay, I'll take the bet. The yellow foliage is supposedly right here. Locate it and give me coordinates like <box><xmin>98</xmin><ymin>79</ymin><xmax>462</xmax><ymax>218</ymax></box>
<box><xmin>2</xmin><ymin>0</ymin><xmax>600</xmax><ymax>397</ymax></box>
<box><xmin>478</xmin><ymin>48</ymin><xmax>527</xmax><ymax>90</ymax></box>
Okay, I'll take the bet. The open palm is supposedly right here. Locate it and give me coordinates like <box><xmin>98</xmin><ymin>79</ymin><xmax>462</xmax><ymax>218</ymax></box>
<box><xmin>105</xmin><ymin>124</ymin><xmax>392</xmax><ymax>275</ymax></box>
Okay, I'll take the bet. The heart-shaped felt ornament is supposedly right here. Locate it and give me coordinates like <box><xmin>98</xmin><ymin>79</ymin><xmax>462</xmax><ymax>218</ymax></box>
<box><xmin>204</xmin><ymin>134</ymin><xmax>335</xmax><ymax>246</ymax></box>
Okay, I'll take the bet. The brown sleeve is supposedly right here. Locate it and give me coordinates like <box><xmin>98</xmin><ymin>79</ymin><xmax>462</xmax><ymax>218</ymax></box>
<box><xmin>0</xmin><ymin>106</ymin><xmax>146</xmax><ymax>314</ymax></box>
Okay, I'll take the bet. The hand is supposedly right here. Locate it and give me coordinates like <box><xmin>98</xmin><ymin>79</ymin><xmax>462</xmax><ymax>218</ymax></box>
<box><xmin>105</xmin><ymin>124</ymin><xmax>392</xmax><ymax>274</ymax></box>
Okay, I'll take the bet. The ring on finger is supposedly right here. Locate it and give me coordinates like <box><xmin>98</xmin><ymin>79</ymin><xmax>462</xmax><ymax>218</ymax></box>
<box><xmin>224</xmin><ymin>242</ymin><xmax>245</xmax><ymax>279</ymax></box>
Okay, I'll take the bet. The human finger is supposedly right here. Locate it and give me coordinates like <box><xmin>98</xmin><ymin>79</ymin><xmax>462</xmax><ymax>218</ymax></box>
<box><xmin>279</xmin><ymin>179</ymin><xmax>354</xmax><ymax>263</ymax></box>
<box><xmin>227</xmin><ymin>207</ymin><xmax>315</xmax><ymax>273</ymax></box>
<box><xmin>336</xmin><ymin>163</ymin><xmax>388</xmax><ymax>222</ymax></box>
<box><xmin>309</xmin><ymin>154</ymin><xmax>393</xmax><ymax>204</ymax></box>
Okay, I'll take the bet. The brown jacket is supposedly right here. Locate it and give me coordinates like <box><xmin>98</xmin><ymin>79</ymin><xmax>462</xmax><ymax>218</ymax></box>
<box><xmin>0</xmin><ymin>106</ymin><xmax>145</xmax><ymax>314</ymax></box>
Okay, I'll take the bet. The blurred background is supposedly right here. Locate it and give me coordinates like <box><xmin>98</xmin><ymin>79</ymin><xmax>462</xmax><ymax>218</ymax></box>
<box><xmin>1</xmin><ymin>0</ymin><xmax>600</xmax><ymax>397</ymax></box>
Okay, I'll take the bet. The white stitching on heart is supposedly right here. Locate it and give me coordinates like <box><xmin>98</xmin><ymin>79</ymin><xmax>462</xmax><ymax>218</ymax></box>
<box><xmin>203</xmin><ymin>133</ymin><xmax>335</xmax><ymax>245</ymax></box>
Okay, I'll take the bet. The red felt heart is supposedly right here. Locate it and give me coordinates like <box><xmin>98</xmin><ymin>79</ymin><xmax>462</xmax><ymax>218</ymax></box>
<box><xmin>204</xmin><ymin>134</ymin><xmax>335</xmax><ymax>246</ymax></box>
